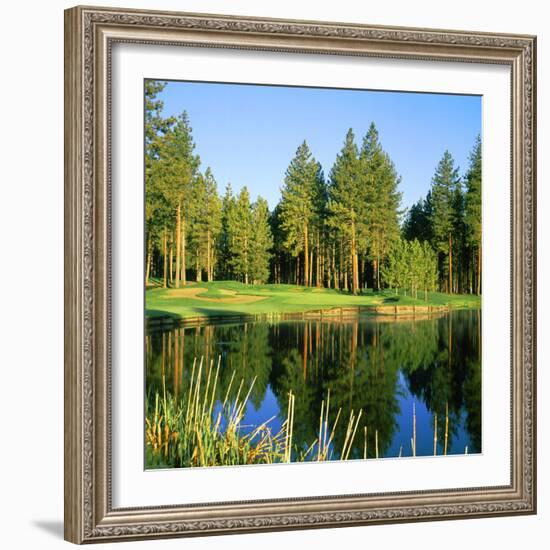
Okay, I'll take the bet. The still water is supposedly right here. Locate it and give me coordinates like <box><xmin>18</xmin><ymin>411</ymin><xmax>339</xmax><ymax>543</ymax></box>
<box><xmin>145</xmin><ymin>310</ymin><xmax>481</xmax><ymax>460</ymax></box>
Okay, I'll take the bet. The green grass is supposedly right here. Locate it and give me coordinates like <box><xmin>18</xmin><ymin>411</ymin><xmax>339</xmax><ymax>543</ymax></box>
<box><xmin>146</xmin><ymin>280</ymin><xmax>481</xmax><ymax>320</ymax></box>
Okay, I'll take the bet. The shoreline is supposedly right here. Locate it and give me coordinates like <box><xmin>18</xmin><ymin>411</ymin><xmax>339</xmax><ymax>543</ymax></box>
<box><xmin>144</xmin><ymin>303</ymin><xmax>475</xmax><ymax>329</ymax></box>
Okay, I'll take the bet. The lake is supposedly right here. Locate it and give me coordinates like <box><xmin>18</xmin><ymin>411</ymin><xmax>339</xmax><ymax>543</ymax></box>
<box><xmin>145</xmin><ymin>309</ymin><xmax>481</xmax><ymax>464</ymax></box>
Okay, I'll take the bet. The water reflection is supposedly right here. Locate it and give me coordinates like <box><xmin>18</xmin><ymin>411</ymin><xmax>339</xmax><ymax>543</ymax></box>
<box><xmin>145</xmin><ymin>310</ymin><xmax>481</xmax><ymax>460</ymax></box>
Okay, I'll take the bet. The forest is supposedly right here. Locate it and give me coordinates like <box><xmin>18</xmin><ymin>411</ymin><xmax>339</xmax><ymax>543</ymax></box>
<box><xmin>145</xmin><ymin>81</ymin><xmax>482</xmax><ymax>298</ymax></box>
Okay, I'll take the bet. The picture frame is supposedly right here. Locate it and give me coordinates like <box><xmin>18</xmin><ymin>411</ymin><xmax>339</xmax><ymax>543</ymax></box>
<box><xmin>64</xmin><ymin>5</ymin><xmax>537</xmax><ymax>544</ymax></box>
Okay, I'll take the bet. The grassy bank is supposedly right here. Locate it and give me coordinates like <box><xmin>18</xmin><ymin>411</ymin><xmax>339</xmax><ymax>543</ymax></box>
<box><xmin>146</xmin><ymin>280</ymin><xmax>481</xmax><ymax>321</ymax></box>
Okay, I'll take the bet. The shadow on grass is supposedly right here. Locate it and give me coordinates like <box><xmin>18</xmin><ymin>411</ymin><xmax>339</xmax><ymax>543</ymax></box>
<box><xmin>146</xmin><ymin>307</ymin><xmax>260</xmax><ymax>322</ymax></box>
<box><xmin>146</xmin><ymin>309</ymin><xmax>182</xmax><ymax>319</ymax></box>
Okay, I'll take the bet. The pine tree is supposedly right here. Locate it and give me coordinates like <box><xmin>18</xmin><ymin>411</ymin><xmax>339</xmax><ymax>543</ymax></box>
<box><xmin>249</xmin><ymin>197</ymin><xmax>273</xmax><ymax>284</ymax></box>
<box><xmin>403</xmin><ymin>193</ymin><xmax>433</xmax><ymax>243</ymax></box>
<box><xmin>328</xmin><ymin>129</ymin><xmax>364</xmax><ymax>294</ymax></box>
<box><xmin>279</xmin><ymin>141</ymin><xmax>322</xmax><ymax>286</ymax></box>
<box><xmin>451</xmin><ymin>179</ymin><xmax>465</xmax><ymax>293</ymax></box>
<box><xmin>429</xmin><ymin>150</ymin><xmax>461</xmax><ymax>293</ymax></box>
<box><xmin>145</xmin><ymin>80</ymin><xmax>173</xmax><ymax>284</ymax></box>
<box><xmin>218</xmin><ymin>184</ymin><xmax>237</xmax><ymax>280</ymax></box>
<box><xmin>194</xmin><ymin>168</ymin><xmax>222</xmax><ymax>282</ymax></box>
<box><xmin>145</xmin><ymin>80</ymin><xmax>174</xmax><ymax>170</ymax></box>
<box><xmin>150</xmin><ymin>111</ymin><xmax>200</xmax><ymax>286</ymax></box>
<box><xmin>360</xmin><ymin>123</ymin><xmax>402</xmax><ymax>290</ymax></box>
<box><xmin>464</xmin><ymin>135</ymin><xmax>482</xmax><ymax>294</ymax></box>
<box><xmin>229</xmin><ymin>187</ymin><xmax>254</xmax><ymax>284</ymax></box>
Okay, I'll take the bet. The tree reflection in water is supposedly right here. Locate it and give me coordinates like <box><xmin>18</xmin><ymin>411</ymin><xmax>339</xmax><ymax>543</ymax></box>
<box><xmin>146</xmin><ymin>310</ymin><xmax>481</xmax><ymax>460</ymax></box>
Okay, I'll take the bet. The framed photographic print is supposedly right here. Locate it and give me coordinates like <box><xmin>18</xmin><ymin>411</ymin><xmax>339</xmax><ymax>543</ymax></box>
<box><xmin>64</xmin><ymin>5</ymin><xmax>537</xmax><ymax>544</ymax></box>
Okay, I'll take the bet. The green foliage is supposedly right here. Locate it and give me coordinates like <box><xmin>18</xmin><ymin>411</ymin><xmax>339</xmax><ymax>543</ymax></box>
<box><xmin>327</xmin><ymin>129</ymin><xmax>362</xmax><ymax>249</ymax></box>
<box><xmin>464</xmin><ymin>136</ymin><xmax>482</xmax><ymax>294</ymax></box>
<box><xmin>218</xmin><ymin>184</ymin><xmax>237</xmax><ymax>280</ymax></box>
<box><xmin>249</xmin><ymin>198</ymin><xmax>274</xmax><ymax>284</ymax></box>
<box><xmin>192</xmin><ymin>168</ymin><xmax>222</xmax><ymax>279</ymax></box>
<box><xmin>402</xmin><ymin>193</ymin><xmax>433</xmax><ymax>242</ymax></box>
<box><xmin>430</xmin><ymin>150</ymin><xmax>461</xmax><ymax>254</ymax></box>
<box><xmin>279</xmin><ymin>141</ymin><xmax>321</xmax><ymax>256</ymax></box>
<box><xmin>229</xmin><ymin>187</ymin><xmax>253</xmax><ymax>283</ymax></box>
<box><xmin>464</xmin><ymin>135</ymin><xmax>482</xmax><ymax>249</ymax></box>
<box><xmin>381</xmin><ymin>238</ymin><xmax>438</xmax><ymax>299</ymax></box>
<box><xmin>427</xmin><ymin>150</ymin><xmax>464</xmax><ymax>292</ymax></box>
<box><xmin>360</xmin><ymin>123</ymin><xmax>402</xmax><ymax>287</ymax></box>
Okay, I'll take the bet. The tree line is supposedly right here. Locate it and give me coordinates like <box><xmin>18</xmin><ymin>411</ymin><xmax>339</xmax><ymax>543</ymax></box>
<box><xmin>146</xmin><ymin>80</ymin><xmax>482</xmax><ymax>295</ymax></box>
<box><xmin>403</xmin><ymin>141</ymin><xmax>482</xmax><ymax>294</ymax></box>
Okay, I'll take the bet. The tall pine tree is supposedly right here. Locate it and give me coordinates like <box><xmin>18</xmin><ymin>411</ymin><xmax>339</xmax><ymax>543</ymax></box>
<box><xmin>464</xmin><ymin>135</ymin><xmax>482</xmax><ymax>294</ymax></box>
<box><xmin>152</xmin><ymin>112</ymin><xmax>200</xmax><ymax>286</ymax></box>
<box><xmin>360</xmin><ymin>123</ymin><xmax>402</xmax><ymax>290</ymax></box>
<box><xmin>328</xmin><ymin>129</ymin><xmax>364</xmax><ymax>294</ymax></box>
<box><xmin>279</xmin><ymin>141</ymin><xmax>323</xmax><ymax>286</ymax></box>
<box><xmin>195</xmin><ymin>168</ymin><xmax>222</xmax><ymax>281</ymax></box>
<box><xmin>229</xmin><ymin>187</ymin><xmax>254</xmax><ymax>284</ymax></box>
<box><xmin>249</xmin><ymin>198</ymin><xmax>273</xmax><ymax>284</ymax></box>
<box><xmin>429</xmin><ymin>150</ymin><xmax>461</xmax><ymax>293</ymax></box>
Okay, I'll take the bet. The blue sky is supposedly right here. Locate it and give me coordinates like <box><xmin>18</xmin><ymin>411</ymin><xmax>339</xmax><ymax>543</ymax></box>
<box><xmin>155</xmin><ymin>80</ymin><xmax>481</xmax><ymax>211</ymax></box>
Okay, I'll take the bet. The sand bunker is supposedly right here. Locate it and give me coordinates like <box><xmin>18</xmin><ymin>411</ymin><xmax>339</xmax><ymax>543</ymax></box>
<box><xmin>166</xmin><ymin>287</ymin><xmax>266</xmax><ymax>304</ymax></box>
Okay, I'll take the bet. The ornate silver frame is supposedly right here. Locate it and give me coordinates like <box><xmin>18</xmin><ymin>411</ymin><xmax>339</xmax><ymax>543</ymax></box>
<box><xmin>64</xmin><ymin>5</ymin><xmax>537</xmax><ymax>544</ymax></box>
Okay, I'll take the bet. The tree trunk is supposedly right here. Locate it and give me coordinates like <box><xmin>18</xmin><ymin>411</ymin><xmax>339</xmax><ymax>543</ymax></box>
<box><xmin>244</xmin><ymin>234</ymin><xmax>248</xmax><ymax>285</ymax></box>
<box><xmin>304</xmin><ymin>224</ymin><xmax>309</xmax><ymax>286</ymax></box>
<box><xmin>448</xmin><ymin>234</ymin><xmax>453</xmax><ymax>294</ymax></box>
<box><xmin>181</xmin><ymin>217</ymin><xmax>187</xmax><ymax>285</ymax></box>
<box><xmin>351</xmin><ymin>221</ymin><xmax>358</xmax><ymax>294</ymax></box>
<box><xmin>477</xmin><ymin>244</ymin><xmax>482</xmax><ymax>295</ymax></box>
<box><xmin>331</xmin><ymin>243</ymin><xmax>336</xmax><ymax>289</ymax></box>
<box><xmin>196</xmin><ymin>252</ymin><xmax>201</xmax><ymax>282</ymax></box>
<box><xmin>316</xmin><ymin>233</ymin><xmax>321</xmax><ymax>288</ymax></box>
<box><xmin>145</xmin><ymin>238</ymin><xmax>152</xmax><ymax>284</ymax></box>
<box><xmin>169</xmin><ymin>242</ymin><xmax>173</xmax><ymax>285</ymax></box>
<box><xmin>376</xmin><ymin>253</ymin><xmax>380</xmax><ymax>290</ymax></box>
<box><xmin>357</xmin><ymin>254</ymin><xmax>360</xmax><ymax>292</ymax></box>
<box><xmin>175</xmin><ymin>203</ymin><xmax>181</xmax><ymax>288</ymax></box>
<box><xmin>344</xmin><ymin>260</ymin><xmax>349</xmax><ymax>292</ymax></box>
<box><xmin>309</xmin><ymin>249</ymin><xmax>314</xmax><ymax>289</ymax></box>
<box><xmin>207</xmin><ymin>229</ymin><xmax>212</xmax><ymax>282</ymax></box>
<box><xmin>162</xmin><ymin>227</ymin><xmax>168</xmax><ymax>288</ymax></box>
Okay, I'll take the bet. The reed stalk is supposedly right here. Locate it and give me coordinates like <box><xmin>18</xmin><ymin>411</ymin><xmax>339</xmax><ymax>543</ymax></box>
<box><xmin>444</xmin><ymin>401</ymin><xmax>449</xmax><ymax>455</ymax></box>
<box><xmin>433</xmin><ymin>413</ymin><xmax>438</xmax><ymax>456</ymax></box>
